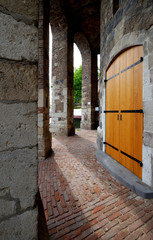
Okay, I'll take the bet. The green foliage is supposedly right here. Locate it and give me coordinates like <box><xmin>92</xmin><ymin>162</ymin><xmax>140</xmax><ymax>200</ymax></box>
<box><xmin>98</xmin><ymin>67</ymin><xmax>100</xmax><ymax>79</ymax></box>
<box><xmin>74</xmin><ymin>66</ymin><xmax>82</xmax><ymax>108</ymax></box>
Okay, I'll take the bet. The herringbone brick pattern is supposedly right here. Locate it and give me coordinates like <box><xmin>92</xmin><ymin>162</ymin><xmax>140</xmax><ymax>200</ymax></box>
<box><xmin>39</xmin><ymin>130</ymin><xmax>153</xmax><ymax>239</ymax></box>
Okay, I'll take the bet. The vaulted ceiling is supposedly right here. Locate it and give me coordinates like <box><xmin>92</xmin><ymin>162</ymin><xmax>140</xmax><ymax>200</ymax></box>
<box><xmin>60</xmin><ymin>0</ymin><xmax>100</xmax><ymax>53</ymax></box>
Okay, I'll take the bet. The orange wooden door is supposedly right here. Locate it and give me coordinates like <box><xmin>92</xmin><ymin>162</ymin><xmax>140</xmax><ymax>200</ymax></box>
<box><xmin>105</xmin><ymin>46</ymin><xmax>143</xmax><ymax>178</ymax></box>
<box><xmin>105</xmin><ymin>58</ymin><xmax>120</xmax><ymax>162</ymax></box>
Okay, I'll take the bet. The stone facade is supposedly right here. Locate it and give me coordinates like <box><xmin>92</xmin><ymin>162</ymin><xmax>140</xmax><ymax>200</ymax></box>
<box><xmin>0</xmin><ymin>1</ymin><xmax>38</xmax><ymax>239</ymax></box>
<box><xmin>97</xmin><ymin>0</ymin><xmax>153</xmax><ymax>187</ymax></box>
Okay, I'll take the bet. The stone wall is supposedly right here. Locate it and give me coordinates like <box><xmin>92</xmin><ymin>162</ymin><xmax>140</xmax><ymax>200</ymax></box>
<box><xmin>98</xmin><ymin>0</ymin><xmax>153</xmax><ymax>186</ymax></box>
<box><xmin>0</xmin><ymin>1</ymin><xmax>38</xmax><ymax>239</ymax></box>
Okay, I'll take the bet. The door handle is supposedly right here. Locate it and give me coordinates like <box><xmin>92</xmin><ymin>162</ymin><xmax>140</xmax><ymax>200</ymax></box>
<box><xmin>117</xmin><ymin>114</ymin><xmax>119</xmax><ymax>120</ymax></box>
<box><xmin>120</xmin><ymin>114</ymin><xmax>122</xmax><ymax>120</ymax></box>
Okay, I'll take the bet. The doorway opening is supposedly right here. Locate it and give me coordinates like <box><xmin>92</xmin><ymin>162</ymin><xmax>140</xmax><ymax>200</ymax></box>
<box><xmin>105</xmin><ymin>46</ymin><xmax>143</xmax><ymax>179</ymax></box>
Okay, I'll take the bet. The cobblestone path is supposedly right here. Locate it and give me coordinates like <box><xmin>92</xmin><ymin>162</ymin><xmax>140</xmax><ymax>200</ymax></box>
<box><xmin>39</xmin><ymin>130</ymin><xmax>153</xmax><ymax>240</ymax></box>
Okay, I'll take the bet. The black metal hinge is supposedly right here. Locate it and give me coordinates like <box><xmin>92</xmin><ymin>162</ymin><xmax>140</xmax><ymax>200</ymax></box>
<box><xmin>120</xmin><ymin>151</ymin><xmax>143</xmax><ymax>167</ymax></box>
<box><xmin>104</xmin><ymin>142</ymin><xmax>119</xmax><ymax>151</ymax></box>
<box><xmin>104</xmin><ymin>73</ymin><xmax>119</xmax><ymax>82</ymax></box>
<box><xmin>121</xmin><ymin>57</ymin><xmax>143</xmax><ymax>73</ymax></box>
<box><xmin>121</xmin><ymin>109</ymin><xmax>143</xmax><ymax>113</ymax></box>
<box><xmin>104</xmin><ymin>110</ymin><xmax>119</xmax><ymax>113</ymax></box>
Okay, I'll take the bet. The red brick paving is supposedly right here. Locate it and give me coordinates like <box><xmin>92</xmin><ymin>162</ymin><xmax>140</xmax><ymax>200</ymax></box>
<box><xmin>39</xmin><ymin>129</ymin><xmax>153</xmax><ymax>239</ymax></box>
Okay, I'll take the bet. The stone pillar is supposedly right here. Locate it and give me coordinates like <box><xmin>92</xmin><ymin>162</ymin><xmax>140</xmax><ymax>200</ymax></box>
<box><xmin>0</xmin><ymin>1</ymin><xmax>38</xmax><ymax>238</ymax></box>
<box><xmin>75</xmin><ymin>33</ymin><xmax>98</xmax><ymax>130</ymax></box>
<box><xmin>38</xmin><ymin>0</ymin><xmax>52</xmax><ymax>161</ymax></box>
<box><xmin>67</xmin><ymin>32</ymin><xmax>75</xmax><ymax>135</ymax></box>
<box><xmin>91</xmin><ymin>53</ymin><xmax>99</xmax><ymax>129</ymax></box>
<box><xmin>50</xmin><ymin>0</ymin><xmax>75</xmax><ymax>136</ymax></box>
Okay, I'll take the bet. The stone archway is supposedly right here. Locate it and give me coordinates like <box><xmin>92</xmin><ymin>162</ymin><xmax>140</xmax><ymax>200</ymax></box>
<box><xmin>74</xmin><ymin>32</ymin><xmax>99</xmax><ymax>130</ymax></box>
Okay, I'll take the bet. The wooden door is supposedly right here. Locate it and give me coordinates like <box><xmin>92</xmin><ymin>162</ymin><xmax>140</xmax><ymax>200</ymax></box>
<box><xmin>105</xmin><ymin>58</ymin><xmax>120</xmax><ymax>162</ymax></box>
<box><xmin>105</xmin><ymin>46</ymin><xmax>143</xmax><ymax>179</ymax></box>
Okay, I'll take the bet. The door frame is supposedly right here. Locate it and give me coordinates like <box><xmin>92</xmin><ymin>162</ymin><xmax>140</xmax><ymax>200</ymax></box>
<box><xmin>104</xmin><ymin>45</ymin><xmax>143</xmax><ymax>178</ymax></box>
<box><xmin>103</xmin><ymin>45</ymin><xmax>145</xmax><ymax>176</ymax></box>
<box><xmin>99</xmin><ymin>32</ymin><xmax>153</xmax><ymax>188</ymax></box>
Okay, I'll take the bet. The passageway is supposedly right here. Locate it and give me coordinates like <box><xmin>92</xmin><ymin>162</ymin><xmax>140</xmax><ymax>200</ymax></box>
<box><xmin>39</xmin><ymin>130</ymin><xmax>153</xmax><ymax>239</ymax></box>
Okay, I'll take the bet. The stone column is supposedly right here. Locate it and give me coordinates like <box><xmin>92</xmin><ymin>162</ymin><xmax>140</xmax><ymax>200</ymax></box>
<box><xmin>81</xmin><ymin>46</ymin><xmax>92</xmax><ymax>129</ymax></box>
<box><xmin>38</xmin><ymin>0</ymin><xmax>52</xmax><ymax>161</ymax></box>
<box><xmin>67</xmin><ymin>32</ymin><xmax>75</xmax><ymax>135</ymax></box>
<box><xmin>91</xmin><ymin>53</ymin><xmax>99</xmax><ymax>129</ymax></box>
<box><xmin>50</xmin><ymin>0</ymin><xmax>75</xmax><ymax>136</ymax></box>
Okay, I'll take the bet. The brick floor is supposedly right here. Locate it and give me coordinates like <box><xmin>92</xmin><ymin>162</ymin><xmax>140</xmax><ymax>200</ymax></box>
<box><xmin>39</xmin><ymin>129</ymin><xmax>153</xmax><ymax>240</ymax></box>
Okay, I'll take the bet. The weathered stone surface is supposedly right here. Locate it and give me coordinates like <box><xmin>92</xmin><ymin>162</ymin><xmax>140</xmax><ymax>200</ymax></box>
<box><xmin>143</xmin><ymin>85</ymin><xmax>153</xmax><ymax>101</ymax></box>
<box><xmin>0</xmin><ymin>0</ymin><xmax>38</xmax><ymax>21</ymax></box>
<box><xmin>150</xmin><ymin>69</ymin><xmax>153</xmax><ymax>83</ymax></box>
<box><xmin>144</xmin><ymin>132</ymin><xmax>153</xmax><ymax>148</ymax></box>
<box><xmin>142</xmin><ymin>145</ymin><xmax>153</xmax><ymax>186</ymax></box>
<box><xmin>55</xmin><ymin>100</ymin><xmax>64</xmax><ymax>113</ymax></box>
<box><xmin>148</xmin><ymin>39</ymin><xmax>153</xmax><ymax>53</ymax></box>
<box><xmin>143</xmin><ymin>100</ymin><xmax>153</xmax><ymax>116</ymax></box>
<box><xmin>0</xmin><ymin>147</ymin><xmax>37</xmax><ymax>209</ymax></box>
<box><xmin>0</xmin><ymin>61</ymin><xmax>37</xmax><ymax>101</ymax></box>
<box><xmin>0</xmin><ymin>210</ymin><xmax>37</xmax><ymax>240</ymax></box>
<box><xmin>97</xmin><ymin>126</ymin><xmax>103</xmax><ymax>150</ymax></box>
<box><xmin>124</xmin><ymin>0</ymin><xmax>137</xmax><ymax>15</ymax></box>
<box><xmin>144</xmin><ymin>115</ymin><xmax>153</xmax><ymax>132</ymax></box>
<box><xmin>148</xmin><ymin>55</ymin><xmax>153</xmax><ymax>70</ymax></box>
<box><xmin>0</xmin><ymin>199</ymin><xmax>16</xmax><ymax>220</ymax></box>
<box><xmin>0</xmin><ymin>13</ymin><xmax>38</xmax><ymax>61</ymax></box>
<box><xmin>0</xmin><ymin>103</ymin><xmax>37</xmax><ymax>151</ymax></box>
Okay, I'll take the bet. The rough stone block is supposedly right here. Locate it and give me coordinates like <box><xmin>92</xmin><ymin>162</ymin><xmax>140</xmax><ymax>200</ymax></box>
<box><xmin>0</xmin><ymin>103</ymin><xmax>37</xmax><ymax>151</ymax></box>
<box><xmin>144</xmin><ymin>115</ymin><xmax>153</xmax><ymax>132</ymax></box>
<box><xmin>148</xmin><ymin>55</ymin><xmax>153</xmax><ymax>70</ymax></box>
<box><xmin>55</xmin><ymin>100</ymin><xmax>64</xmax><ymax>112</ymax></box>
<box><xmin>150</xmin><ymin>69</ymin><xmax>153</xmax><ymax>83</ymax></box>
<box><xmin>0</xmin><ymin>13</ymin><xmax>38</xmax><ymax>61</ymax></box>
<box><xmin>0</xmin><ymin>0</ymin><xmax>38</xmax><ymax>21</ymax></box>
<box><xmin>0</xmin><ymin>210</ymin><xmax>37</xmax><ymax>240</ymax></box>
<box><xmin>148</xmin><ymin>38</ymin><xmax>153</xmax><ymax>53</ymax></box>
<box><xmin>143</xmin><ymin>85</ymin><xmax>153</xmax><ymax>101</ymax></box>
<box><xmin>0</xmin><ymin>61</ymin><xmax>37</xmax><ymax>101</ymax></box>
<box><xmin>144</xmin><ymin>131</ymin><xmax>153</xmax><ymax>148</ymax></box>
<box><xmin>148</xmin><ymin>26</ymin><xmax>153</xmax><ymax>38</ymax></box>
<box><xmin>143</xmin><ymin>100</ymin><xmax>153</xmax><ymax>116</ymax></box>
<box><xmin>0</xmin><ymin>199</ymin><xmax>16</xmax><ymax>220</ymax></box>
<box><xmin>124</xmin><ymin>0</ymin><xmax>137</xmax><ymax>14</ymax></box>
<box><xmin>97</xmin><ymin>126</ymin><xmax>103</xmax><ymax>139</ymax></box>
<box><xmin>142</xmin><ymin>145</ymin><xmax>153</xmax><ymax>186</ymax></box>
<box><xmin>0</xmin><ymin>147</ymin><xmax>37</xmax><ymax>209</ymax></box>
<box><xmin>143</xmin><ymin>69</ymin><xmax>150</xmax><ymax>86</ymax></box>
